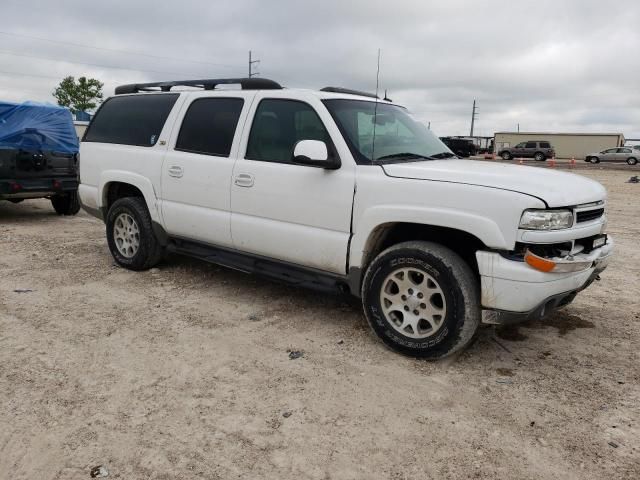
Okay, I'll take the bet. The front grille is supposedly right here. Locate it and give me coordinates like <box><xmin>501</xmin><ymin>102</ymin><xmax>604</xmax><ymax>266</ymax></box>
<box><xmin>576</xmin><ymin>208</ymin><xmax>604</xmax><ymax>223</ymax></box>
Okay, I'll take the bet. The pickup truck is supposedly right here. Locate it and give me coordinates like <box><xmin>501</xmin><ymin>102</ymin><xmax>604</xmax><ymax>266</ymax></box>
<box><xmin>78</xmin><ymin>78</ymin><xmax>613</xmax><ymax>359</ymax></box>
<box><xmin>0</xmin><ymin>101</ymin><xmax>80</xmax><ymax>214</ymax></box>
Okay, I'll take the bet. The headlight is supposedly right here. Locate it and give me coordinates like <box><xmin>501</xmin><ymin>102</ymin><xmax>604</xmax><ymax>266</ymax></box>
<box><xmin>519</xmin><ymin>209</ymin><xmax>573</xmax><ymax>230</ymax></box>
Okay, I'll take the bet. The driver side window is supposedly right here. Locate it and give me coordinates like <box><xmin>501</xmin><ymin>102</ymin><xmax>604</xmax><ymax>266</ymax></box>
<box><xmin>246</xmin><ymin>99</ymin><xmax>330</xmax><ymax>164</ymax></box>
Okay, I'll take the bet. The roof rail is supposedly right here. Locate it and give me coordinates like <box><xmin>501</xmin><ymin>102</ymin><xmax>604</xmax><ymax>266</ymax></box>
<box><xmin>320</xmin><ymin>86</ymin><xmax>379</xmax><ymax>99</ymax></box>
<box><xmin>115</xmin><ymin>77</ymin><xmax>282</xmax><ymax>95</ymax></box>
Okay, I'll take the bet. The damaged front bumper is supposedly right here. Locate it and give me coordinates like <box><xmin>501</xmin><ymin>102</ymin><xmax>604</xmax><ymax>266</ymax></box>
<box><xmin>477</xmin><ymin>236</ymin><xmax>613</xmax><ymax>325</ymax></box>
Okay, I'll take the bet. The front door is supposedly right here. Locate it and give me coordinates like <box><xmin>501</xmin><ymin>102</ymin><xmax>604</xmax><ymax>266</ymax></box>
<box><xmin>601</xmin><ymin>148</ymin><xmax>618</xmax><ymax>162</ymax></box>
<box><xmin>230</xmin><ymin>94</ymin><xmax>355</xmax><ymax>274</ymax></box>
<box><xmin>160</xmin><ymin>93</ymin><xmax>253</xmax><ymax>247</ymax></box>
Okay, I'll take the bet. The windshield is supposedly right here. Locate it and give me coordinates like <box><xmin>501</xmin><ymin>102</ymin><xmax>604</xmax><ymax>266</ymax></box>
<box><xmin>322</xmin><ymin>99</ymin><xmax>454</xmax><ymax>164</ymax></box>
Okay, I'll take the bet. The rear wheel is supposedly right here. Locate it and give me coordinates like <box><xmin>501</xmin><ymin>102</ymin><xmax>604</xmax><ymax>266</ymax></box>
<box><xmin>627</xmin><ymin>157</ymin><xmax>638</xmax><ymax>165</ymax></box>
<box><xmin>361</xmin><ymin>241</ymin><xmax>480</xmax><ymax>359</ymax></box>
<box><xmin>534</xmin><ymin>152</ymin><xmax>546</xmax><ymax>161</ymax></box>
<box><xmin>501</xmin><ymin>151</ymin><xmax>512</xmax><ymax>160</ymax></box>
<box><xmin>51</xmin><ymin>191</ymin><xmax>80</xmax><ymax>215</ymax></box>
<box><xmin>106</xmin><ymin>197</ymin><xmax>164</xmax><ymax>271</ymax></box>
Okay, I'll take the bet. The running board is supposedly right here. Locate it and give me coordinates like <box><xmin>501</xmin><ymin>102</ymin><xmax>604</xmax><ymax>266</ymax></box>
<box><xmin>168</xmin><ymin>238</ymin><xmax>350</xmax><ymax>294</ymax></box>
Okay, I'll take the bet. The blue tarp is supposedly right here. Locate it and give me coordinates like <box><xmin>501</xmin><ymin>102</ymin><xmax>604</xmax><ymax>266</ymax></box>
<box><xmin>0</xmin><ymin>101</ymin><xmax>79</xmax><ymax>154</ymax></box>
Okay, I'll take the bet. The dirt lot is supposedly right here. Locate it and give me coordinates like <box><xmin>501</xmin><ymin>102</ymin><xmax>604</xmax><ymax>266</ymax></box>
<box><xmin>1</xmin><ymin>167</ymin><xmax>638</xmax><ymax>480</ymax></box>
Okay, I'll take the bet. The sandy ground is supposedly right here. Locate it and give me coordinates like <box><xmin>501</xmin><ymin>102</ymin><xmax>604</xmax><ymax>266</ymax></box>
<box><xmin>1</xmin><ymin>167</ymin><xmax>638</xmax><ymax>480</ymax></box>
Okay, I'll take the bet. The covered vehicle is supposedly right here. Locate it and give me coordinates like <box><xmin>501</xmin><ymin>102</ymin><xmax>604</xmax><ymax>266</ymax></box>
<box><xmin>0</xmin><ymin>100</ymin><xmax>80</xmax><ymax>214</ymax></box>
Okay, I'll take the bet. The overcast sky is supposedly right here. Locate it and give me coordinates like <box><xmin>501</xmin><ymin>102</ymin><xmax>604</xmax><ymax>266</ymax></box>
<box><xmin>1</xmin><ymin>0</ymin><xmax>639</xmax><ymax>137</ymax></box>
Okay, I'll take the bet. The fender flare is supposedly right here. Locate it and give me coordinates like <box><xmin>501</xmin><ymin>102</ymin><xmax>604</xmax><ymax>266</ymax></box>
<box><xmin>98</xmin><ymin>170</ymin><xmax>161</xmax><ymax>223</ymax></box>
<box><xmin>349</xmin><ymin>205</ymin><xmax>509</xmax><ymax>270</ymax></box>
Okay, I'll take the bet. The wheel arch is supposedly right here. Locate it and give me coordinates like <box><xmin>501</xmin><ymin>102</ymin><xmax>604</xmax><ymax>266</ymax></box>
<box><xmin>348</xmin><ymin>215</ymin><xmax>505</xmax><ymax>296</ymax></box>
<box><xmin>359</xmin><ymin>222</ymin><xmax>488</xmax><ymax>275</ymax></box>
<box><xmin>98</xmin><ymin>171</ymin><xmax>160</xmax><ymax>223</ymax></box>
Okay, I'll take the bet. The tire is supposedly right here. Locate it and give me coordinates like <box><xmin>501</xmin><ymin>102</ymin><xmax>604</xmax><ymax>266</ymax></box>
<box><xmin>501</xmin><ymin>151</ymin><xmax>512</xmax><ymax>160</ymax></box>
<box><xmin>361</xmin><ymin>241</ymin><xmax>480</xmax><ymax>359</ymax></box>
<box><xmin>590</xmin><ymin>156</ymin><xmax>600</xmax><ymax>164</ymax></box>
<box><xmin>534</xmin><ymin>152</ymin><xmax>546</xmax><ymax>161</ymax></box>
<box><xmin>106</xmin><ymin>197</ymin><xmax>164</xmax><ymax>271</ymax></box>
<box><xmin>627</xmin><ymin>157</ymin><xmax>638</xmax><ymax>166</ymax></box>
<box><xmin>51</xmin><ymin>191</ymin><xmax>80</xmax><ymax>215</ymax></box>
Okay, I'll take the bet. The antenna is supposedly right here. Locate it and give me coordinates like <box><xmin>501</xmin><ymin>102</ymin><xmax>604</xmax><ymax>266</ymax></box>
<box><xmin>248</xmin><ymin>50</ymin><xmax>260</xmax><ymax>77</ymax></box>
<box><xmin>371</xmin><ymin>48</ymin><xmax>381</xmax><ymax>163</ymax></box>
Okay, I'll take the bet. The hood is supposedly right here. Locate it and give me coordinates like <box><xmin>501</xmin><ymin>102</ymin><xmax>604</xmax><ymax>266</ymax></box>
<box><xmin>381</xmin><ymin>159</ymin><xmax>606</xmax><ymax>207</ymax></box>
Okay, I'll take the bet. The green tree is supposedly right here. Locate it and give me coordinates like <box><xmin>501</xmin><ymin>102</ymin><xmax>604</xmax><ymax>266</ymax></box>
<box><xmin>53</xmin><ymin>76</ymin><xmax>104</xmax><ymax>113</ymax></box>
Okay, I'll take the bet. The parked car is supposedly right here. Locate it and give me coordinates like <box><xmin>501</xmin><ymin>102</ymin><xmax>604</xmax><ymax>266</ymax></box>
<box><xmin>498</xmin><ymin>141</ymin><xmax>555</xmax><ymax>161</ymax></box>
<box><xmin>439</xmin><ymin>137</ymin><xmax>476</xmax><ymax>158</ymax></box>
<box><xmin>78</xmin><ymin>78</ymin><xmax>613</xmax><ymax>359</ymax></box>
<box><xmin>0</xmin><ymin>101</ymin><xmax>80</xmax><ymax>214</ymax></box>
<box><xmin>586</xmin><ymin>147</ymin><xmax>638</xmax><ymax>165</ymax></box>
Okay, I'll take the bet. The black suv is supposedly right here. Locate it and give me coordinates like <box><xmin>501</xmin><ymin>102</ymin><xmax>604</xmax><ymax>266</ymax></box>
<box><xmin>0</xmin><ymin>101</ymin><xmax>80</xmax><ymax>214</ymax></box>
<box><xmin>498</xmin><ymin>141</ymin><xmax>555</xmax><ymax>161</ymax></box>
<box><xmin>440</xmin><ymin>137</ymin><xmax>477</xmax><ymax>158</ymax></box>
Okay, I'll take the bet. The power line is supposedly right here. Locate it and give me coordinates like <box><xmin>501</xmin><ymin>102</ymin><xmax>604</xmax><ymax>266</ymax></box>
<box><xmin>0</xmin><ymin>30</ymin><xmax>241</xmax><ymax>69</ymax></box>
<box><xmin>0</xmin><ymin>49</ymin><xmax>243</xmax><ymax>78</ymax></box>
<box><xmin>0</xmin><ymin>69</ymin><xmax>62</xmax><ymax>80</ymax></box>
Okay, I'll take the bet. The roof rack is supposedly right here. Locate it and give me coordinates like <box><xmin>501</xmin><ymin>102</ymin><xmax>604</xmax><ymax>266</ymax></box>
<box><xmin>320</xmin><ymin>86</ymin><xmax>379</xmax><ymax>99</ymax></box>
<box><xmin>115</xmin><ymin>77</ymin><xmax>282</xmax><ymax>95</ymax></box>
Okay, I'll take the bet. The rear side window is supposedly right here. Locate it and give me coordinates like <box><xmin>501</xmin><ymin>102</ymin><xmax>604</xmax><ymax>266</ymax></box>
<box><xmin>246</xmin><ymin>99</ymin><xmax>330</xmax><ymax>164</ymax></box>
<box><xmin>175</xmin><ymin>98</ymin><xmax>244</xmax><ymax>157</ymax></box>
<box><xmin>525</xmin><ymin>142</ymin><xmax>537</xmax><ymax>148</ymax></box>
<box><xmin>540</xmin><ymin>142</ymin><xmax>551</xmax><ymax>148</ymax></box>
<box><xmin>84</xmin><ymin>94</ymin><xmax>178</xmax><ymax>146</ymax></box>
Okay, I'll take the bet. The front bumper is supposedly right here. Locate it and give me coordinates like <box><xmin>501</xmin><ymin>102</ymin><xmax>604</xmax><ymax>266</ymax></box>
<box><xmin>477</xmin><ymin>236</ymin><xmax>613</xmax><ymax>324</ymax></box>
<box><xmin>0</xmin><ymin>177</ymin><xmax>78</xmax><ymax>200</ymax></box>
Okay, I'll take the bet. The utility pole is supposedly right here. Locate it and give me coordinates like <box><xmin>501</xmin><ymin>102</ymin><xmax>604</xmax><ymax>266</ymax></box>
<box><xmin>517</xmin><ymin>123</ymin><xmax>520</xmax><ymax>133</ymax></box>
<box><xmin>470</xmin><ymin>99</ymin><xmax>478</xmax><ymax>137</ymax></box>
<box><xmin>248</xmin><ymin>51</ymin><xmax>260</xmax><ymax>78</ymax></box>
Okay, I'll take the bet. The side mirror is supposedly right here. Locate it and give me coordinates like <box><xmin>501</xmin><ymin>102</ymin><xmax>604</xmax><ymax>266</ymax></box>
<box><xmin>292</xmin><ymin>140</ymin><xmax>340</xmax><ymax>169</ymax></box>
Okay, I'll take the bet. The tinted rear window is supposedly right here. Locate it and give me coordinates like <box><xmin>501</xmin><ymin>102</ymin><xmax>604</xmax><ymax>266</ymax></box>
<box><xmin>84</xmin><ymin>94</ymin><xmax>179</xmax><ymax>146</ymax></box>
<box><xmin>175</xmin><ymin>98</ymin><xmax>244</xmax><ymax>157</ymax></box>
<box><xmin>540</xmin><ymin>142</ymin><xmax>551</xmax><ymax>148</ymax></box>
<box><xmin>525</xmin><ymin>142</ymin><xmax>537</xmax><ymax>148</ymax></box>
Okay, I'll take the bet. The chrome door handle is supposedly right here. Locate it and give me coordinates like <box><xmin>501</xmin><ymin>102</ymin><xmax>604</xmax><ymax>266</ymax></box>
<box><xmin>168</xmin><ymin>165</ymin><xmax>183</xmax><ymax>178</ymax></box>
<box><xmin>234</xmin><ymin>173</ymin><xmax>254</xmax><ymax>187</ymax></box>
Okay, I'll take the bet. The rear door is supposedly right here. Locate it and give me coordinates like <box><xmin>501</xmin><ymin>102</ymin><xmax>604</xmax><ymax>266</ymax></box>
<box><xmin>615</xmin><ymin>147</ymin><xmax>632</xmax><ymax>162</ymax></box>
<box><xmin>539</xmin><ymin>141</ymin><xmax>553</xmax><ymax>157</ymax></box>
<box><xmin>230</xmin><ymin>92</ymin><xmax>356</xmax><ymax>274</ymax></box>
<box><xmin>160</xmin><ymin>92</ymin><xmax>254</xmax><ymax>248</ymax></box>
<box><xmin>524</xmin><ymin>141</ymin><xmax>537</xmax><ymax>158</ymax></box>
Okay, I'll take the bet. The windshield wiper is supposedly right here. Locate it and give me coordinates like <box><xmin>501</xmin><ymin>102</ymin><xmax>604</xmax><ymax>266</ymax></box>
<box><xmin>376</xmin><ymin>152</ymin><xmax>436</xmax><ymax>161</ymax></box>
<box><xmin>429</xmin><ymin>151</ymin><xmax>458</xmax><ymax>159</ymax></box>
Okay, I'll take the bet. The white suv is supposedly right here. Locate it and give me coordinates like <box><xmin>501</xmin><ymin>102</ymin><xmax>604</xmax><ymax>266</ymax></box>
<box><xmin>79</xmin><ymin>78</ymin><xmax>613</xmax><ymax>358</ymax></box>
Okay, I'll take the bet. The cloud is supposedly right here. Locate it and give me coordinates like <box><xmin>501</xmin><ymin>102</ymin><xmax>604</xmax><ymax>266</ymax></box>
<box><xmin>1</xmin><ymin>0</ymin><xmax>639</xmax><ymax>137</ymax></box>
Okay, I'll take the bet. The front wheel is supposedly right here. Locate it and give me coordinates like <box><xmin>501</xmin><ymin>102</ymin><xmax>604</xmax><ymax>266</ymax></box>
<box><xmin>361</xmin><ymin>241</ymin><xmax>480</xmax><ymax>359</ymax></box>
<box><xmin>590</xmin><ymin>156</ymin><xmax>600</xmax><ymax>164</ymax></box>
<box><xmin>627</xmin><ymin>157</ymin><xmax>638</xmax><ymax>165</ymax></box>
<box><xmin>51</xmin><ymin>191</ymin><xmax>80</xmax><ymax>215</ymax></box>
<box><xmin>501</xmin><ymin>151</ymin><xmax>512</xmax><ymax>160</ymax></box>
<box><xmin>106</xmin><ymin>197</ymin><xmax>164</xmax><ymax>271</ymax></box>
